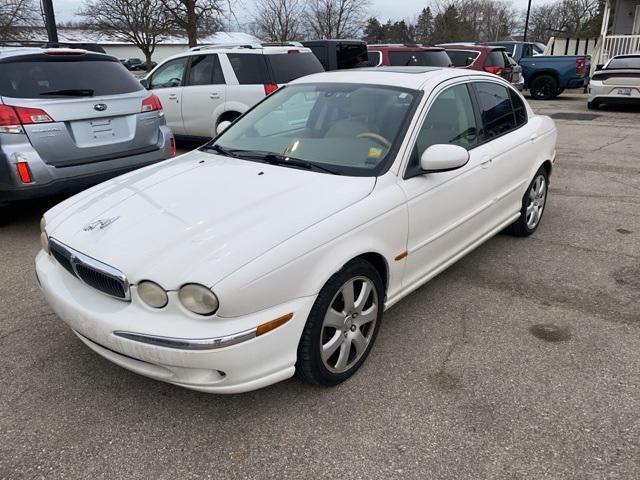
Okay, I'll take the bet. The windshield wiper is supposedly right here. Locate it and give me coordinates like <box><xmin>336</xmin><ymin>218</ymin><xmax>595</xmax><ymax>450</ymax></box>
<box><xmin>40</xmin><ymin>89</ymin><xmax>94</xmax><ymax>97</ymax></box>
<box><xmin>199</xmin><ymin>143</ymin><xmax>241</xmax><ymax>158</ymax></box>
<box><xmin>242</xmin><ymin>151</ymin><xmax>340</xmax><ymax>175</ymax></box>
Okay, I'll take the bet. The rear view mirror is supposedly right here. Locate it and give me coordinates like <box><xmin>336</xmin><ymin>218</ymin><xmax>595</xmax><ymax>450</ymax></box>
<box><xmin>465</xmin><ymin>57</ymin><xmax>474</xmax><ymax>66</ymax></box>
<box><xmin>139</xmin><ymin>78</ymin><xmax>149</xmax><ymax>89</ymax></box>
<box><xmin>420</xmin><ymin>144</ymin><xmax>469</xmax><ymax>172</ymax></box>
<box><xmin>216</xmin><ymin>121</ymin><xmax>231</xmax><ymax>135</ymax></box>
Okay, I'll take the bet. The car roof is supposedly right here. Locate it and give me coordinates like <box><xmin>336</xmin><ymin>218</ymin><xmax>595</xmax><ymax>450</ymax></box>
<box><xmin>368</xmin><ymin>44</ymin><xmax>445</xmax><ymax>52</ymax></box>
<box><xmin>289</xmin><ymin>67</ymin><xmax>501</xmax><ymax>90</ymax></box>
<box><xmin>186</xmin><ymin>42</ymin><xmax>312</xmax><ymax>55</ymax></box>
<box><xmin>0</xmin><ymin>47</ymin><xmax>112</xmax><ymax>61</ymax></box>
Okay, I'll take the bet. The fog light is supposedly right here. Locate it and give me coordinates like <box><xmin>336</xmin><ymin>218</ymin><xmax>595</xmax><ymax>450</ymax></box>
<box><xmin>138</xmin><ymin>281</ymin><xmax>168</xmax><ymax>308</ymax></box>
<box><xmin>178</xmin><ymin>284</ymin><xmax>219</xmax><ymax>315</ymax></box>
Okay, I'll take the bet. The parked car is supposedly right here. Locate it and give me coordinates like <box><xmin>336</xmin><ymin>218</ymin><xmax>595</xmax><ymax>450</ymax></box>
<box><xmin>36</xmin><ymin>67</ymin><xmax>557</xmax><ymax>394</ymax></box>
<box><xmin>302</xmin><ymin>39</ymin><xmax>369</xmax><ymax>70</ymax></box>
<box><xmin>588</xmin><ymin>54</ymin><xmax>640</xmax><ymax>109</ymax></box>
<box><xmin>484</xmin><ymin>41</ymin><xmax>544</xmax><ymax>62</ymax></box>
<box><xmin>508</xmin><ymin>55</ymin><xmax>525</xmax><ymax>91</ymax></box>
<box><xmin>122</xmin><ymin>58</ymin><xmax>144</xmax><ymax>70</ymax></box>
<box><xmin>0</xmin><ymin>47</ymin><xmax>174</xmax><ymax>205</ymax></box>
<box><xmin>484</xmin><ymin>41</ymin><xmax>590</xmax><ymax>100</ymax></box>
<box><xmin>367</xmin><ymin>44</ymin><xmax>452</xmax><ymax>67</ymax></box>
<box><xmin>141</xmin><ymin>42</ymin><xmax>324</xmax><ymax>139</ymax></box>
<box><xmin>440</xmin><ymin>44</ymin><xmax>514</xmax><ymax>83</ymax></box>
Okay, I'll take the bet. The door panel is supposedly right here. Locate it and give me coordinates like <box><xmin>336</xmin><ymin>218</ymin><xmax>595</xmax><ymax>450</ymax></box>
<box><xmin>400</xmin><ymin>83</ymin><xmax>499</xmax><ymax>289</ymax></box>
<box><xmin>148</xmin><ymin>57</ymin><xmax>188</xmax><ymax>135</ymax></box>
<box><xmin>181</xmin><ymin>54</ymin><xmax>227</xmax><ymax>137</ymax></box>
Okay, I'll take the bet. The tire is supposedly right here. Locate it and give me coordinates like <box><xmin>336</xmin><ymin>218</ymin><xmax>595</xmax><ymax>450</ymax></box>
<box><xmin>504</xmin><ymin>167</ymin><xmax>549</xmax><ymax>237</ymax></box>
<box><xmin>296</xmin><ymin>258</ymin><xmax>384</xmax><ymax>386</ymax></box>
<box><xmin>587</xmin><ymin>100</ymin><xmax>599</xmax><ymax>110</ymax></box>
<box><xmin>529</xmin><ymin>74</ymin><xmax>560</xmax><ymax>100</ymax></box>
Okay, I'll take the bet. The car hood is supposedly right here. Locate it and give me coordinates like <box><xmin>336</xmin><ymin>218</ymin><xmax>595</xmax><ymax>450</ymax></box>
<box><xmin>46</xmin><ymin>151</ymin><xmax>376</xmax><ymax>289</ymax></box>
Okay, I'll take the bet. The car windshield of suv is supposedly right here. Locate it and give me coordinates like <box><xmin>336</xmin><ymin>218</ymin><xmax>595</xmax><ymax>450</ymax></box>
<box><xmin>211</xmin><ymin>83</ymin><xmax>418</xmax><ymax>176</ymax></box>
<box><xmin>607</xmin><ymin>57</ymin><xmax>640</xmax><ymax>69</ymax></box>
<box><xmin>388</xmin><ymin>51</ymin><xmax>451</xmax><ymax>67</ymax></box>
<box><xmin>0</xmin><ymin>57</ymin><xmax>144</xmax><ymax>98</ymax></box>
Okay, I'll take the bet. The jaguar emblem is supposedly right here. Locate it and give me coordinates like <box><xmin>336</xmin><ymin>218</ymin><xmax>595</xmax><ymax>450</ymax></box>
<box><xmin>83</xmin><ymin>216</ymin><xmax>120</xmax><ymax>231</ymax></box>
<box><xmin>94</xmin><ymin>103</ymin><xmax>108</xmax><ymax>112</ymax></box>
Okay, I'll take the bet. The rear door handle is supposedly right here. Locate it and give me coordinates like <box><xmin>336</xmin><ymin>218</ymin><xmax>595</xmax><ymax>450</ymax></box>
<box><xmin>210</xmin><ymin>92</ymin><xmax>221</xmax><ymax>99</ymax></box>
<box><xmin>481</xmin><ymin>156</ymin><xmax>493</xmax><ymax>168</ymax></box>
<box><xmin>168</xmin><ymin>94</ymin><xmax>178</xmax><ymax>100</ymax></box>
<box><xmin>529</xmin><ymin>133</ymin><xmax>538</xmax><ymax>142</ymax></box>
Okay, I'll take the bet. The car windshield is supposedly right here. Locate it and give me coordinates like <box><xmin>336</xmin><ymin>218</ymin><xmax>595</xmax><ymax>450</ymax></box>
<box><xmin>607</xmin><ymin>57</ymin><xmax>640</xmax><ymax>69</ymax></box>
<box><xmin>211</xmin><ymin>83</ymin><xmax>418</xmax><ymax>176</ymax></box>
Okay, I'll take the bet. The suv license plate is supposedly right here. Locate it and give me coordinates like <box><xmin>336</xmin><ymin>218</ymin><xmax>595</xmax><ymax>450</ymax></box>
<box><xmin>616</xmin><ymin>88</ymin><xmax>632</xmax><ymax>96</ymax></box>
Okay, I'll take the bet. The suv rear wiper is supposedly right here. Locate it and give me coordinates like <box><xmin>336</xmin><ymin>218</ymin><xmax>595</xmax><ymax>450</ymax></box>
<box><xmin>40</xmin><ymin>89</ymin><xmax>94</xmax><ymax>97</ymax></box>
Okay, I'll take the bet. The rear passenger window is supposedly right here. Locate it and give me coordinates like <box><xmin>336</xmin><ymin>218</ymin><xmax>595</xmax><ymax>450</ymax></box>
<box><xmin>510</xmin><ymin>89</ymin><xmax>527</xmax><ymax>126</ymax></box>
<box><xmin>474</xmin><ymin>82</ymin><xmax>516</xmax><ymax>139</ymax></box>
<box><xmin>406</xmin><ymin>84</ymin><xmax>478</xmax><ymax>176</ymax></box>
<box><xmin>368</xmin><ymin>51</ymin><xmax>381</xmax><ymax>66</ymax></box>
<box><xmin>186</xmin><ymin>54</ymin><xmax>224</xmax><ymax>86</ymax></box>
<box><xmin>227</xmin><ymin>54</ymin><xmax>269</xmax><ymax>84</ymax></box>
<box><xmin>266</xmin><ymin>52</ymin><xmax>324</xmax><ymax>83</ymax></box>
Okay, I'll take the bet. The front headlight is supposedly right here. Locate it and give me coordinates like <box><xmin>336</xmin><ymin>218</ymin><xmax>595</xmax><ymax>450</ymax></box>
<box><xmin>178</xmin><ymin>283</ymin><xmax>219</xmax><ymax>315</ymax></box>
<box><xmin>40</xmin><ymin>217</ymin><xmax>50</xmax><ymax>255</ymax></box>
<box><xmin>138</xmin><ymin>280</ymin><xmax>168</xmax><ymax>308</ymax></box>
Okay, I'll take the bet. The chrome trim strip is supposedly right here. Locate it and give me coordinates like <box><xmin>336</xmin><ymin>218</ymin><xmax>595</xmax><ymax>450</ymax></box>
<box><xmin>48</xmin><ymin>237</ymin><xmax>131</xmax><ymax>301</ymax></box>
<box><xmin>113</xmin><ymin>328</ymin><xmax>257</xmax><ymax>350</ymax></box>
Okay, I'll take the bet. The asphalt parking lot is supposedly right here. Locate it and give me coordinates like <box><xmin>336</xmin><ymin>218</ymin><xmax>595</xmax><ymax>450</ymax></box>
<box><xmin>1</xmin><ymin>93</ymin><xmax>639</xmax><ymax>479</ymax></box>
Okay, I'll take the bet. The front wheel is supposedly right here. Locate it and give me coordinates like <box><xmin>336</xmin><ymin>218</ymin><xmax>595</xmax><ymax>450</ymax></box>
<box><xmin>504</xmin><ymin>167</ymin><xmax>549</xmax><ymax>237</ymax></box>
<box><xmin>296</xmin><ymin>259</ymin><xmax>384</xmax><ymax>386</ymax></box>
<box><xmin>529</xmin><ymin>75</ymin><xmax>559</xmax><ymax>100</ymax></box>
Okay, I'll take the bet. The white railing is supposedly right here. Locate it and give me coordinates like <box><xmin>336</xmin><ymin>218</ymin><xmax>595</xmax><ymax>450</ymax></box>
<box><xmin>601</xmin><ymin>35</ymin><xmax>640</xmax><ymax>63</ymax></box>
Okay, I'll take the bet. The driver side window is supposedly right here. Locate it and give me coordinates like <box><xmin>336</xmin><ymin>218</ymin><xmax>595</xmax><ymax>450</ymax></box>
<box><xmin>406</xmin><ymin>84</ymin><xmax>479</xmax><ymax>176</ymax></box>
<box><xmin>149</xmin><ymin>57</ymin><xmax>188</xmax><ymax>89</ymax></box>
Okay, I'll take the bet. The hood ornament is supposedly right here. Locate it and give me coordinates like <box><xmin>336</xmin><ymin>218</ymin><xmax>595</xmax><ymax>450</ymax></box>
<box><xmin>83</xmin><ymin>216</ymin><xmax>120</xmax><ymax>232</ymax></box>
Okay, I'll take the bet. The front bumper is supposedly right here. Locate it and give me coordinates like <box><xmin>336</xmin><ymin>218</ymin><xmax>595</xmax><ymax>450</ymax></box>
<box><xmin>35</xmin><ymin>250</ymin><xmax>316</xmax><ymax>394</ymax></box>
<box><xmin>0</xmin><ymin>126</ymin><xmax>173</xmax><ymax>202</ymax></box>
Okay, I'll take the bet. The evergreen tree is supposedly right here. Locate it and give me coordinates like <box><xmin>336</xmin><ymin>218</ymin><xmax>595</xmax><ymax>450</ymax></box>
<box><xmin>415</xmin><ymin>7</ymin><xmax>434</xmax><ymax>45</ymax></box>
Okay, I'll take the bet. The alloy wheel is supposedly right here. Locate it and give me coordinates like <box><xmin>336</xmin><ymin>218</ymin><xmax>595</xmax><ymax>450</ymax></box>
<box><xmin>320</xmin><ymin>276</ymin><xmax>379</xmax><ymax>374</ymax></box>
<box><xmin>526</xmin><ymin>175</ymin><xmax>547</xmax><ymax>229</ymax></box>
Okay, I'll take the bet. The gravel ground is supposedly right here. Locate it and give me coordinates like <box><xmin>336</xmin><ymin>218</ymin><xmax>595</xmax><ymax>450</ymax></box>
<box><xmin>1</xmin><ymin>92</ymin><xmax>639</xmax><ymax>479</ymax></box>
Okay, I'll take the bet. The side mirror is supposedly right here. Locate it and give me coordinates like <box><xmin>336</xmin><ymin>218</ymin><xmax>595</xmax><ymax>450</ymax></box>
<box><xmin>420</xmin><ymin>144</ymin><xmax>469</xmax><ymax>172</ymax></box>
<box><xmin>216</xmin><ymin>120</ymin><xmax>232</xmax><ymax>135</ymax></box>
<box><xmin>596</xmin><ymin>64</ymin><xmax>604</xmax><ymax>71</ymax></box>
<box><xmin>140</xmin><ymin>78</ymin><xmax>149</xmax><ymax>89</ymax></box>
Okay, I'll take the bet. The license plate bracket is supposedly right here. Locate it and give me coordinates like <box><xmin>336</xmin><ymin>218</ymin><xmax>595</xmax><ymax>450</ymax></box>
<box><xmin>616</xmin><ymin>88</ymin><xmax>632</xmax><ymax>96</ymax></box>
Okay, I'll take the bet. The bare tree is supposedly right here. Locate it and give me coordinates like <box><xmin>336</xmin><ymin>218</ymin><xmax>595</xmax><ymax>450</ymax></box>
<box><xmin>305</xmin><ymin>0</ymin><xmax>371</xmax><ymax>39</ymax></box>
<box><xmin>79</xmin><ymin>0</ymin><xmax>171</xmax><ymax>70</ymax></box>
<box><xmin>162</xmin><ymin>0</ymin><xmax>228</xmax><ymax>48</ymax></box>
<box><xmin>252</xmin><ymin>0</ymin><xmax>304</xmax><ymax>41</ymax></box>
<box><xmin>0</xmin><ymin>0</ymin><xmax>40</xmax><ymax>39</ymax></box>
<box><xmin>527</xmin><ymin>0</ymin><xmax>600</xmax><ymax>42</ymax></box>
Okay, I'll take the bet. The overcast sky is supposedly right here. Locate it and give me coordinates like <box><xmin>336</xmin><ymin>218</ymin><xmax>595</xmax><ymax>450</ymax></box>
<box><xmin>54</xmin><ymin>0</ymin><xmax>534</xmax><ymax>26</ymax></box>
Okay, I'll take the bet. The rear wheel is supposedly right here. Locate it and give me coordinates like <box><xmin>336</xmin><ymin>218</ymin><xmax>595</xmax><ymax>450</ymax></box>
<box><xmin>529</xmin><ymin>75</ymin><xmax>559</xmax><ymax>100</ymax></box>
<box><xmin>296</xmin><ymin>259</ymin><xmax>384</xmax><ymax>386</ymax></box>
<box><xmin>587</xmin><ymin>100</ymin><xmax>599</xmax><ymax>110</ymax></box>
<box><xmin>505</xmin><ymin>167</ymin><xmax>549</xmax><ymax>237</ymax></box>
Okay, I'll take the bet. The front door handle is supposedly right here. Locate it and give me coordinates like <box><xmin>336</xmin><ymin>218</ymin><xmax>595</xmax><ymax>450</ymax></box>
<box><xmin>481</xmin><ymin>156</ymin><xmax>493</xmax><ymax>168</ymax></box>
<box><xmin>529</xmin><ymin>133</ymin><xmax>538</xmax><ymax>142</ymax></box>
<box><xmin>168</xmin><ymin>94</ymin><xmax>178</xmax><ymax>100</ymax></box>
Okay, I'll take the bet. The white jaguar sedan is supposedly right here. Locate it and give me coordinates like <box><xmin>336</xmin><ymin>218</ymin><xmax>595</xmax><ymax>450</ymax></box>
<box><xmin>36</xmin><ymin>67</ymin><xmax>557</xmax><ymax>394</ymax></box>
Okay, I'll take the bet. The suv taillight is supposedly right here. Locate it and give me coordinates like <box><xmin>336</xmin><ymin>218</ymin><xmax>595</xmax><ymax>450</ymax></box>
<box><xmin>0</xmin><ymin>105</ymin><xmax>53</xmax><ymax>133</ymax></box>
<box><xmin>141</xmin><ymin>93</ymin><xmax>163</xmax><ymax>112</ymax></box>
<box><xmin>576</xmin><ymin>58</ymin><xmax>585</xmax><ymax>75</ymax></box>
<box><xmin>484</xmin><ymin>66</ymin><xmax>503</xmax><ymax>75</ymax></box>
<box><xmin>264</xmin><ymin>83</ymin><xmax>279</xmax><ymax>96</ymax></box>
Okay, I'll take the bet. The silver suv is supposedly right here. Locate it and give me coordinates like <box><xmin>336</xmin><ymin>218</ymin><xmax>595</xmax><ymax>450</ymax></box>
<box><xmin>0</xmin><ymin>47</ymin><xmax>174</xmax><ymax>204</ymax></box>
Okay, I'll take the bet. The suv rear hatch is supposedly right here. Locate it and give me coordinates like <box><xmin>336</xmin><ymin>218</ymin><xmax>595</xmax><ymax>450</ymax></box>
<box><xmin>0</xmin><ymin>51</ymin><xmax>161</xmax><ymax>167</ymax></box>
<box><xmin>387</xmin><ymin>48</ymin><xmax>452</xmax><ymax>67</ymax></box>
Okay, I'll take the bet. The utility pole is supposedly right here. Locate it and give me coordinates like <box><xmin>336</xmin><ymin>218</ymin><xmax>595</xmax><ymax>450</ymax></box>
<box><xmin>523</xmin><ymin>0</ymin><xmax>532</xmax><ymax>42</ymax></box>
<box><xmin>41</xmin><ymin>0</ymin><xmax>59</xmax><ymax>43</ymax></box>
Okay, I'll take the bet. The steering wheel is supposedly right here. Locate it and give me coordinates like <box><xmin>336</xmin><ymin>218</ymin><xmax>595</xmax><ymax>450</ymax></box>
<box><xmin>357</xmin><ymin>132</ymin><xmax>391</xmax><ymax>149</ymax></box>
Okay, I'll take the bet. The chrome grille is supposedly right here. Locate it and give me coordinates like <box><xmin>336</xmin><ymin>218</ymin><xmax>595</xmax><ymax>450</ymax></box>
<box><xmin>48</xmin><ymin>238</ymin><xmax>130</xmax><ymax>301</ymax></box>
